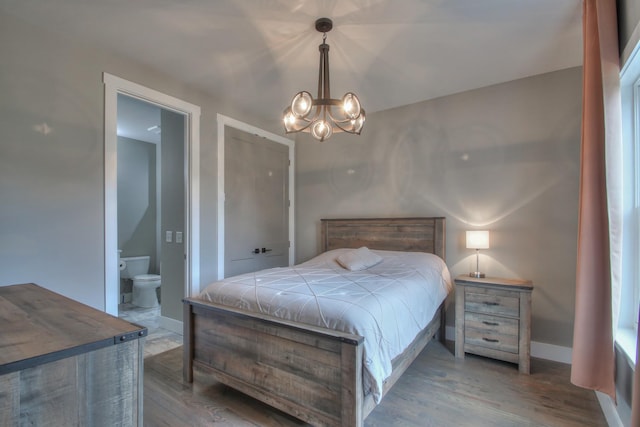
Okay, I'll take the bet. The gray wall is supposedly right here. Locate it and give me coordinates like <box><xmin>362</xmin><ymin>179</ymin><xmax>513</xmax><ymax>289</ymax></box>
<box><xmin>619</xmin><ymin>0</ymin><xmax>640</xmax><ymax>56</ymax></box>
<box><xmin>0</xmin><ymin>11</ymin><xmax>278</xmax><ymax>310</ymax></box>
<box><xmin>159</xmin><ymin>109</ymin><xmax>186</xmax><ymax>321</ymax></box>
<box><xmin>117</xmin><ymin>136</ymin><xmax>158</xmax><ymax>272</ymax></box>
<box><xmin>296</xmin><ymin>67</ymin><xmax>582</xmax><ymax>348</ymax></box>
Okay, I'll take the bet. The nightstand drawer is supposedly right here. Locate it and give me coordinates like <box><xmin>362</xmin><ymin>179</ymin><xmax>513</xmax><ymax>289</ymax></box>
<box><xmin>464</xmin><ymin>312</ymin><xmax>519</xmax><ymax>336</ymax></box>
<box><xmin>465</xmin><ymin>290</ymin><xmax>519</xmax><ymax>317</ymax></box>
<box><xmin>465</xmin><ymin>312</ymin><xmax>519</xmax><ymax>353</ymax></box>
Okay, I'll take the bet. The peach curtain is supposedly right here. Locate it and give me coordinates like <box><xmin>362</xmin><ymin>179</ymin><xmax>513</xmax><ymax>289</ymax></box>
<box><xmin>571</xmin><ymin>0</ymin><xmax>622</xmax><ymax>399</ymax></box>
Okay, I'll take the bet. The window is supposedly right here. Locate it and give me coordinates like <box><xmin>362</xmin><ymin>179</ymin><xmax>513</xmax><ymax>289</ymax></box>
<box><xmin>618</xmin><ymin>41</ymin><xmax>640</xmax><ymax>365</ymax></box>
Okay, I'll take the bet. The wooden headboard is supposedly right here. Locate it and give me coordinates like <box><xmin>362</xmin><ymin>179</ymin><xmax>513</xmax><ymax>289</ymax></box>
<box><xmin>320</xmin><ymin>217</ymin><xmax>446</xmax><ymax>261</ymax></box>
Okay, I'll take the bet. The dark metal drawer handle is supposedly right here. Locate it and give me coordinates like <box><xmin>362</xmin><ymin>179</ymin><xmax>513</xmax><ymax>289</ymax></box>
<box><xmin>482</xmin><ymin>321</ymin><xmax>499</xmax><ymax>326</ymax></box>
<box><xmin>482</xmin><ymin>337</ymin><xmax>499</xmax><ymax>343</ymax></box>
<box><xmin>483</xmin><ymin>302</ymin><xmax>499</xmax><ymax>306</ymax></box>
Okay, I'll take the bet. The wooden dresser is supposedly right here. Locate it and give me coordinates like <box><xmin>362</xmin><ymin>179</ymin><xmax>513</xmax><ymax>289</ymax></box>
<box><xmin>0</xmin><ymin>283</ymin><xmax>147</xmax><ymax>426</ymax></box>
<box><xmin>454</xmin><ymin>275</ymin><xmax>533</xmax><ymax>374</ymax></box>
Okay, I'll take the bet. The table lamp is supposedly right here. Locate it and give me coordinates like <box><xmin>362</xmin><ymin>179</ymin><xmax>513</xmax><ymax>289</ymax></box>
<box><xmin>466</xmin><ymin>230</ymin><xmax>490</xmax><ymax>278</ymax></box>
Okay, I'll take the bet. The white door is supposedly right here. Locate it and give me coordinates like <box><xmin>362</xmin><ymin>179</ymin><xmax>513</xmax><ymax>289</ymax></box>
<box><xmin>224</xmin><ymin>126</ymin><xmax>289</xmax><ymax>277</ymax></box>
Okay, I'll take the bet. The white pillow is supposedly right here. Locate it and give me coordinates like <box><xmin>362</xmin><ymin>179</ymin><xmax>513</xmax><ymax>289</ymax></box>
<box><xmin>336</xmin><ymin>247</ymin><xmax>383</xmax><ymax>271</ymax></box>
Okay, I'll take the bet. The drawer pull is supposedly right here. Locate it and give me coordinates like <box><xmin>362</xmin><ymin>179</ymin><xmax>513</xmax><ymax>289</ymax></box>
<box><xmin>482</xmin><ymin>321</ymin><xmax>499</xmax><ymax>326</ymax></box>
<box><xmin>483</xmin><ymin>302</ymin><xmax>500</xmax><ymax>306</ymax></box>
<box><xmin>482</xmin><ymin>337</ymin><xmax>499</xmax><ymax>343</ymax></box>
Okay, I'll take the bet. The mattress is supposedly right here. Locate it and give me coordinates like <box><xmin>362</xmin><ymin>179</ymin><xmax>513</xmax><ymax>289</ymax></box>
<box><xmin>198</xmin><ymin>248</ymin><xmax>453</xmax><ymax>403</ymax></box>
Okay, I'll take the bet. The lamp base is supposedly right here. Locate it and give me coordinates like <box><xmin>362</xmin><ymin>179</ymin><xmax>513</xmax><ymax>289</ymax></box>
<box><xmin>469</xmin><ymin>272</ymin><xmax>485</xmax><ymax>278</ymax></box>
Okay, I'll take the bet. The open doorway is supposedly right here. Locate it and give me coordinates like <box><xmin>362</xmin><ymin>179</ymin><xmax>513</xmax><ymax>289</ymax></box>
<box><xmin>103</xmin><ymin>73</ymin><xmax>201</xmax><ymax>337</ymax></box>
<box><xmin>116</xmin><ymin>94</ymin><xmax>185</xmax><ymax>343</ymax></box>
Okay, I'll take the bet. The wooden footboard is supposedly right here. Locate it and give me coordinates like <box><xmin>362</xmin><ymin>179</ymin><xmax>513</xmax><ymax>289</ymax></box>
<box><xmin>183</xmin><ymin>217</ymin><xmax>448</xmax><ymax>426</ymax></box>
<box><xmin>183</xmin><ymin>298</ymin><xmax>444</xmax><ymax>427</ymax></box>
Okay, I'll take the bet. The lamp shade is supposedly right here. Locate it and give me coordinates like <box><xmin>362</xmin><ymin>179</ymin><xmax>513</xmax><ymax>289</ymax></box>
<box><xmin>466</xmin><ymin>230</ymin><xmax>490</xmax><ymax>249</ymax></box>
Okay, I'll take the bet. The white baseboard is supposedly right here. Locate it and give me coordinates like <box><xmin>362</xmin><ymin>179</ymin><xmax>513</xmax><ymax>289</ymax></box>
<box><xmin>596</xmin><ymin>391</ymin><xmax>625</xmax><ymax>427</ymax></box>
<box><xmin>159</xmin><ymin>315</ymin><xmax>183</xmax><ymax>335</ymax></box>
<box><xmin>531</xmin><ymin>341</ymin><xmax>572</xmax><ymax>364</ymax></box>
<box><xmin>445</xmin><ymin>326</ymin><xmax>573</xmax><ymax>364</ymax></box>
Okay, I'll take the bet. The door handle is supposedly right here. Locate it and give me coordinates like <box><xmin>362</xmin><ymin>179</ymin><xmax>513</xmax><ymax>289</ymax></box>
<box><xmin>261</xmin><ymin>248</ymin><xmax>272</xmax><ymax>253</ymax></box>
<box><xmin>252</xmin><ymin>248</ymin><xmax>260</xmax><ymax>254</ymax></box>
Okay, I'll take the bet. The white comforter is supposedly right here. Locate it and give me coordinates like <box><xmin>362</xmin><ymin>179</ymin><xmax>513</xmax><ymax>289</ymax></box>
<box><xmin>198</xmin><ymin>248</ymin><xmax>453</xmax><ymax>403</ymax></box>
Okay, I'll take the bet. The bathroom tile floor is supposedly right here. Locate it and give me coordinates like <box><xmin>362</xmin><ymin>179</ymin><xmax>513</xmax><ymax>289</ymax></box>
<box><xmin>118</xmin><ymin>303</ymin><xmax>183</xmax><ymax>358</ymax></box>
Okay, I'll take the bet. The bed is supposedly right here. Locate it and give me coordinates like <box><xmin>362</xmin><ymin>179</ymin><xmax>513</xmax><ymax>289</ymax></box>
<box><xmin>183</xmin><ymin>217</ymin><xmax>450</xmax><ymax>427</ymax></box>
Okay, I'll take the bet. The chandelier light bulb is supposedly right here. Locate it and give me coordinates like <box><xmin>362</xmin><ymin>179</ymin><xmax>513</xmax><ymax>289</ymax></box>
<box><xmin>311</xmin><ymin>119</ymin><xmax>332</xmax><ymax>141</ymax></box>
<box><xmin>284</xmin><ymin>112</ymin><xmax>293</xmax><ymax>124</ymax></box>
<box><xmin>344</xmin><ymin>100</ymin><xmax>353</xmax><ymax>114</ymax></box>
<box><xmin>291</xmin><ymin>91</ymin><xmax>313</xmax><ymax>118</ymax></box>
<box><xmin>283</xmin><ymin>107</ymin><xmax>299</xmax><ymax>133</ymax></box>
<box><xmin>342</xmin><ymin>93</ymin><xmax>361</xmax><ymax>119</ymax></box>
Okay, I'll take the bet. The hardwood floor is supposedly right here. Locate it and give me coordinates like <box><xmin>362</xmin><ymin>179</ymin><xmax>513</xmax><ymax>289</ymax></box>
<box><xmin>143</xmin><ymin>341</ymin><xmax>607</xmax><ymax>427</ymax></box>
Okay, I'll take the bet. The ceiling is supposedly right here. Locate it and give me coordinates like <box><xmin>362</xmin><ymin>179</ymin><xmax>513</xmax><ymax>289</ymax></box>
<box><xmin>1</xmin><ymin>0</ymin><xmax>583</xmax><ymax>129</ymax></box>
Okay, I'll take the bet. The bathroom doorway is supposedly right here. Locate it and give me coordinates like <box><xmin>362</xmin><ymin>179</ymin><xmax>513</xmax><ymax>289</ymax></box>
<box><xmin>103</xmin><ymin>73</ymin><xmax>201</xmax><ymax>341</ymax></box>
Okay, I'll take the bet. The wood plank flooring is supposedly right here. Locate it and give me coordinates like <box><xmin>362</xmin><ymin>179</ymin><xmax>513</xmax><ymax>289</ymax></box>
<box><xmin>143</xmin><ymin>341</ymin><xmax>607</xmax><ymax>426</ymax></box>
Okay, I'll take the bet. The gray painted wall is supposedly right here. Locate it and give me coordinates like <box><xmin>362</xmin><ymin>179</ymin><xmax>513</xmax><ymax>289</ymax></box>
<box><xmin>619</xmin><ymin>0</ymin><xmax>640</xmax><ymax>56</ymax></box>
<box><xmin>117</xmin><ymin>136</ymin><xmax>158</xmax><ymax>272</ymax></box>
<box><xmin>296</xmin><ymin>67</ymin><xmax>582</xmax><ymax>348</ymax></box>
<box><xmin>0</xmin><ymin>11</ymin><xmax>279</xmax><ymax>310</ymax></box>
<box><xmin>159</xmin><ymin>109</ymin><xmax>186</xmax><ymax>321</ymax></box>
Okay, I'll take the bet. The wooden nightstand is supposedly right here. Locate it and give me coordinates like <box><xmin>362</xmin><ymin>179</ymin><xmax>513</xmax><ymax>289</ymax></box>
<box><xmin>455</xmin><ymin>275</ymin><xmax>533</xmax><ymax>374</ymax></box>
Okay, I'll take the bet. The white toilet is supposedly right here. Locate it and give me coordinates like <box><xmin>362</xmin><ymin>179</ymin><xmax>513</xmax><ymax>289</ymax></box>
<box><xmin>120</xmin><ymin>255</ymin><xmax>161</xmax><ymax>308</ymax></box>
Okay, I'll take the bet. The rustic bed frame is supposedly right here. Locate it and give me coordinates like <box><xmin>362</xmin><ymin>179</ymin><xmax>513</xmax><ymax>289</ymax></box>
<box><xmin>183</xmin><ymin>217</ymin><xmax>447</xmax><ymax>427</ymax></box>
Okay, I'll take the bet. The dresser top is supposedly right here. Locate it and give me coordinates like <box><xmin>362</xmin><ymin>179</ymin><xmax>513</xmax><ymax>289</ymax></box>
<box><xmin>0</xmin><ymin>283</ymin><xmax>146</xmax><ymax>374</ymax></box>
<box><xmin>455</xmin><ymin>275</ymin><xmax>533</xmax><ymax>290</ymax></box>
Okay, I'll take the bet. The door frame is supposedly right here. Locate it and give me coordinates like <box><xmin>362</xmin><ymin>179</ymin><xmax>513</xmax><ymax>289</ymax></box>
<box><xmin>103</xmin><ymin>73</ymin><xmax>201</xmax><ymax>316</ymax></box>
<box><xmin>217</xmin><ymin>114</ymin><xmax>295</xmax><ymax>279</ymax></box>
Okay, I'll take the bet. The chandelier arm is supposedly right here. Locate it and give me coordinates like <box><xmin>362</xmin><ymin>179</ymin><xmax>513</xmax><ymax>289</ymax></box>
<box><xmin>328</xmin><ymin>110</ymin><xmax>363</xmax><ymax>123</ymax></box>
<box><xmin>333</xmin><ymin>121</ymin><xmax>357</xmax><ymax>134</ymax></box>
<box><xmin>313</xmin><ymin>98</ymin><xmax>341</xmax><ymax>106</ymax></box>
<box><xmin>285</xmin><ymin>117</ymin><xmax>314</xmax><ymax>133</ymax></box>
<box><xmin>326</xmin><ymin>105</ymin><xmax>361</xmax><ymax>123</ymax></box>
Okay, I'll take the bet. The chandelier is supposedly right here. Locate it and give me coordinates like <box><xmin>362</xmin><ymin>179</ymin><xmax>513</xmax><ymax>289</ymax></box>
<box><xmin>283</xmin><ymin>18</ymin><xmax>365</xmax><ymax>142</ymax></box>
